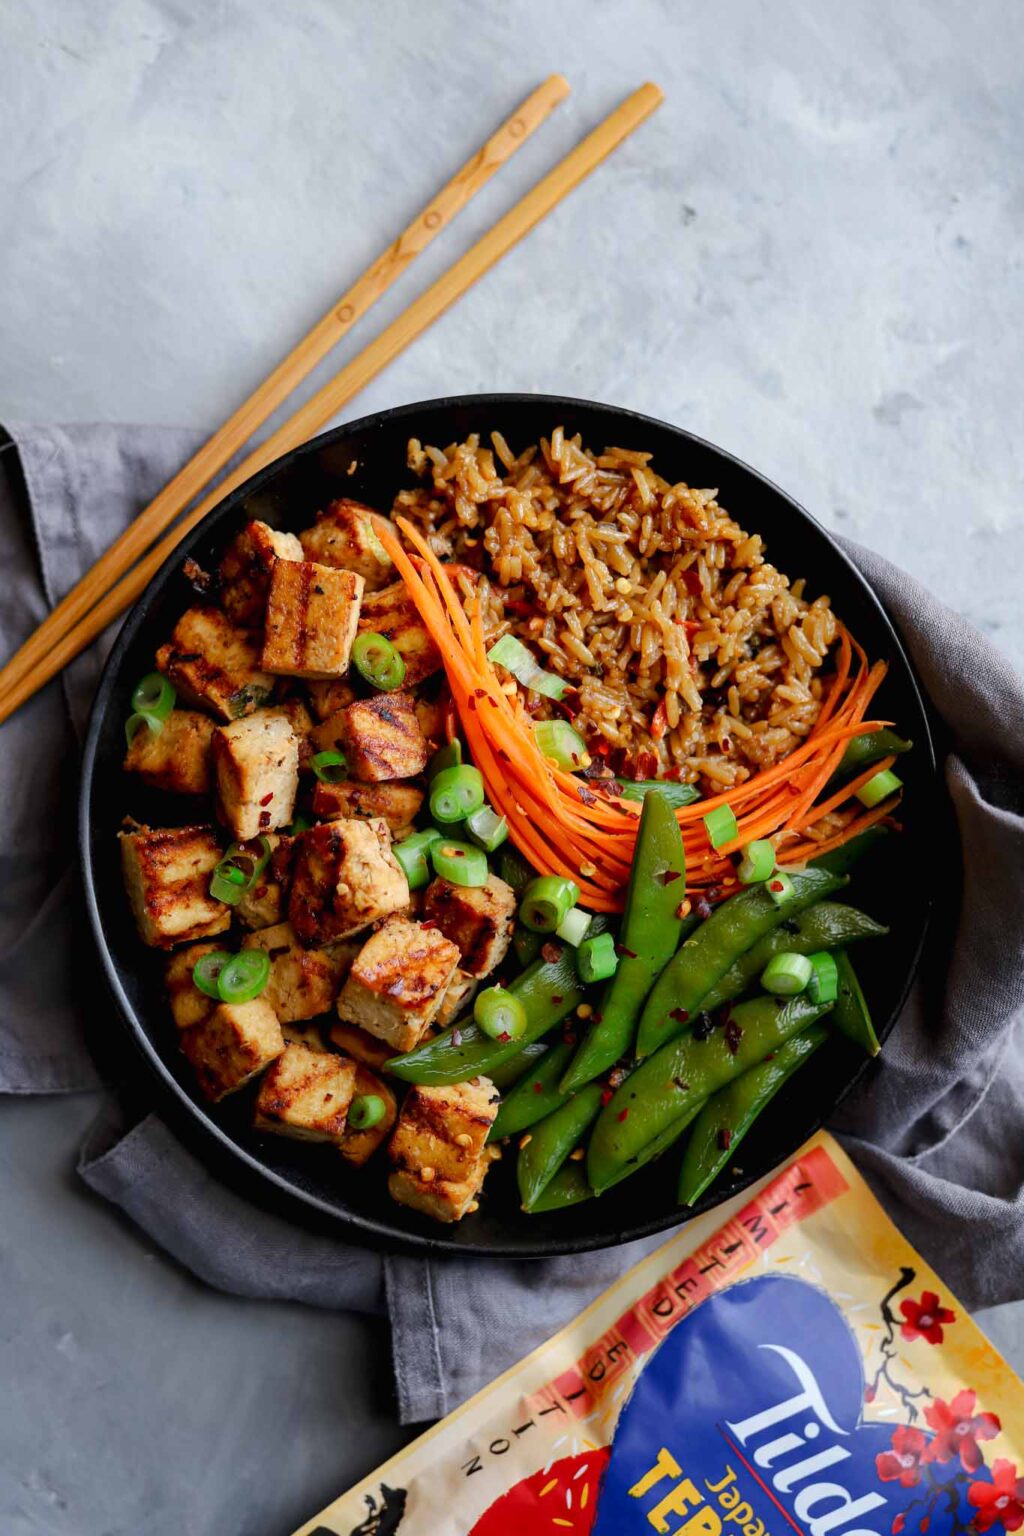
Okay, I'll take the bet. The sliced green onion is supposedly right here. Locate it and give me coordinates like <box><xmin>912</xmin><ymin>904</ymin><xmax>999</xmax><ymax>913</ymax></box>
<box><xmin>427</xmin><ymin>738</ymin><xmax>462</xmax><ymax>780</ymax></box>
<box><xmin>192</xmin><ymin>951</ymin><xmax>233</xmax><ymax>999</ymax></box>
<box><xmin>393</xmin><ymin>827</ymin><xmax>442</xmax><ymax>890</ymax></box>
<box><xmin>351</xmin><ymin>631</ymin><xmax>406</xmax><ymax>691</ymax></box>
<box><xmin>736</xmin><ymin>838</ymin><xmax>776</xmax><ymax>884</ymax></box>
<box><xmin>703</xmin><ymin>803</ymin><xmax>739</xmax><ymax>849</ymax></box>
<box><xmin>498</xmin><ymin>846</ymin><xmax>535</xmax><ymax>893</ymax></box>
<box><xmin>465</xmin><ymin>804</ymin><xmax>508</xmax><ymax>852</ymax></box>
<box><xmin>429</xmin><ymin>764</ymin><xmax>485</xmax><ymax>825</ymax></box>
<box><xmin>216</xmin><ymin>950</ymin><xmax>271</xmax><ymax>1005</ymax></box>
<box><xmin>614</xmin><ymin>778</ymin><xmax>701</xmax><ymax>810</ymax></box>
<box><xmin>310</xmin><ymin>749</ymin><xmax>348</xmax><ymax>784</ymax></box>
<box><xmin>348</xmin><ymin>1093</ymin><xmax>386</xmax><ymax>1131</ymax></box>
<box><xmin>474</xmin><ymin>986</ymin><xmax>528</xmax><ymax>1042</ymax></box>
<box><xmin>556</xmin><ymin>907</ymin><xmax>592</xmax><ymax>947</ymax></box>
<box><xmin>124</xmin><ymin>711</ymin><xmax>164</xmax><ymax>748</ymax></box>
<box><xmin>487</xmin><ymin>634</ymin><xmax>568</xmax><ymax>700</ymax></box>
<box><xmin>431</xmin><ymin>839</ymin><xmax>489</xmax><ymax>887</ymax></box>
<box><xmin>534</xmin><ymin>719</ymin><xmax>588</xmax><ymax>771</ymax></box>
<box><xmin>856</xmin><ymin>768</ymin><xmax>903</xmax><ymax>809</ymax></box>
<box><xmin>512</xmin><ymin>925</ymin><xmax>543</xmax><ymax>967</ymax></box>
<box><xmin>761</xmin><ymin>951</ymin><xmax>813</xmax><ymax>997</ymax></box>
<box><xmin>210</xmin><ymin>863</ymin><xmax>247</xmax><ymax>903</ymax></box>
<box><xmin>132</xmin><ymin>672</ymin><xmax>176</xmax><ymax>721</ymax></box>
<box><xmin>766</xmin><ymin>871</ymin><xmax>796</xmax><ymax>907</ymax></box>
<box><xmin>807</xmin><ymin>950</ymin><xmax>840</xmax><ymax>1005</ymax></box>
<box><xmin>519</xmin><ymin>875</ymin><xmax>580</xmax><ymax>933</ymax></box>
<box><xmin>576</xmin><ymin>930</ymin><xmax>619</xmax><ymax>985</ymax></box>
<box><xmin>210</xmin><ymin>837</ymin><xmax>273</xmax><ymax>905</ymax></box>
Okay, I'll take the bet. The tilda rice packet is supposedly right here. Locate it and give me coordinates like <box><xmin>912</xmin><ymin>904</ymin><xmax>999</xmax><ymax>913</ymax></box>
<box><xmin>294</xmin><ymin>1131</ymin><xmax>1024</xmax><ymax>1536</ymax></box>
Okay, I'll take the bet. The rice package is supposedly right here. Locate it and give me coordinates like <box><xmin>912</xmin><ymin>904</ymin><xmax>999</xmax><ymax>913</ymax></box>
<box><xmin>294</xmin><ymin>1131</ymin><xmax>1024</xmax><ymax>1536</ymax></box>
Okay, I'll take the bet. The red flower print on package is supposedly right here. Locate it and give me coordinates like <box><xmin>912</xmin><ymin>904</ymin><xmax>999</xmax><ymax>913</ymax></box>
<box><xmin>968</xmin><ymin>1459</ymin><xmax>1024</xmax><ymax>1533</ymax></box>
<box><xmin>877</xmin><ymin>1425</ymin><xmax>930</xmax><ymax>1488</ymax></box>
<box><xmin>923</xmin><ymin>1389</ymin><xmax>1001</xmax><ymax>1472</ymax></box>
<box><xmin>900</xmin><ymin>1289</ymin><xmax>956</xmax><ymax>1345</ymax></box>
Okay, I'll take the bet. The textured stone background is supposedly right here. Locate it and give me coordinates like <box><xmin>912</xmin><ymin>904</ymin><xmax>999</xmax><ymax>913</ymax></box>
<box><xmin>1</xmin><ymin>2</ymin><xmax>1022</xmax><ymax>1533</ymax></box>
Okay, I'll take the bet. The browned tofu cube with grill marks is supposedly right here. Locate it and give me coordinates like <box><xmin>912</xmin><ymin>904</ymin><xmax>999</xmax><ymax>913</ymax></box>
<box><xmin>241</xmin><ymin>921</ymin><xmax>357</xmax><ymax>1022</ymax></box>
<box><xmin>306</xmin><ymin>680</ymin><xmax>356</xmax><ymax>722</ymax></box>
<box><xmin>180</xmin><ymin>998</ymin><xmax>284</xmax><ymax>1101</ymax></box>
<box><xmin>235</xmin><ymin>834</ymin><xmax>295</xmax><ymax>930</ymax></box>
<box><xmin>124</xmin><ymin>710</ymin><xmax>215</xmax><ymax>795</ymax></box>
<box><xmin>339</xmin><ymin>1062</ymin><xmax>397</xmax><ymax>1166</ymax></box>
<box><xmin>328</xmin><ymin>1020</ymin><xmax>395</xmax><ymax>1070</ymax></box>
<box><xmin>165</xmin><ymin>942</ymin><xmax>221</xmax><ymax>1030</ymax></box>
<box><xmin>342</xmin><ymin>692</ymin><xmax>429</xmax><ymax>783</ymax></box>
<box><xmin>261</xmin><ymin>561</ymin><xmax>364</xmax><ymax>680</ymax></box>
<box><xmin>156</xmin><ymin>606</ymin><xmax>275</xmax><ymax>721</ymax></box>
<box><xmin>357</xmin><ymin>581</ymin><xmax>441</xmax><ymax>689</ymax></box>
<box><xmin>211</xmin><ymin>712</ymin><xmax>299</xmax><ymax>841</ymax></box>
<box><xmin>298</xmin><ymin>499</ymin><xmax>395</xmax><ymax>589</ymax></box>
<box><xmin>253</xmin><ymin>1043</ymin><xmax>356</xmax><ymax>1142</ymax></box>
<box><xmin>389</xmin><ymin>1078</ymin><xmax>499</xmax><ymax>1184</ymax></box>
<box><xmin>312</xmin><ymin>778</ymin><xmax>423</xmax><ymax>834</ymax></box>
<box><xmin>218</xmin><ymin>519</ymin><xmax>303</xmax><ymax>627</ymax></box>
<box><xmin>422</xmin><ymin>873</ymin><xmax>516</xmax><ymax>977</ymax></box>
<box><xmin>387</xmin><ymin>1155</ymin><xmax>498</xmax><ymax>1224</ymax></box>
<box><xmin>120</xmin><ymin>823</ymin><xmax>230</xmax><ymax>948</ymax></box>
<box><xmin>307</xmin><ymin>709</ymin><xmax>349</xmax><ymax>757</ymax></box>
<box><xmin>288</xmin><ymin>819</ymin><xmax>409</xmax><ymax>946</ymax></box>
<box><xmin>336</xmin><ymin>915</ymin><xmax>460</xmax><ymax>1053</ymax></box>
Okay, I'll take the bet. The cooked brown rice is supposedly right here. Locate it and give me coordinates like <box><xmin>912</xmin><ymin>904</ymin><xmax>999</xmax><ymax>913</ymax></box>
<box><xmin>394</xmin><ymin>429</ymin><xmax>838</xmax><ymax>794</ymax></box>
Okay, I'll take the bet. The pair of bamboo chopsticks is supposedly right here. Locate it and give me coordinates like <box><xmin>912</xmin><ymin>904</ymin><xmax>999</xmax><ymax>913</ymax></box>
<box><xmin>0</xmin><ymin>78</ymin><xmax>663</xmax><ymax>726</ymax></box>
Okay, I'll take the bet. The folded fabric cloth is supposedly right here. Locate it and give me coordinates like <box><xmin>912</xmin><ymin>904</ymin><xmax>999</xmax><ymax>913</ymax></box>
<box><xmin>2</xmin><ymin>420</ymin><xmax>1022</xmax><ymax>1424</ymax></box>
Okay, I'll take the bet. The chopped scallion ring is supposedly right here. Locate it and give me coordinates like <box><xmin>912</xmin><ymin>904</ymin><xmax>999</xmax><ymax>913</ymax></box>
<box><xmin>131</xmin><ymin>673</ymin><xmax>176</xmax><ymax>721</ymax></box>
<box><xmin>429</xmin><ymin>765</ymin><xmax>485</xmax><ymax>825</ymax></box>
<box><xmin>534</xmin><ymin>719</ymin><xmax>588</xmax><ymax>771</ymax></box>
<box><xmin>766</xmin><ymin>871</ymin><xmax>796</xmax><ymax>907</ymax></box>
<box><xmin>703</xmin><ymin>803</ymin><xmax>739</xmax><ymax>849</ymax></box>
<box><xmin>347</xmin><ymin>1094</ymin><xmax>387</xmax><ymax>1131</ymax></box>
<box><xmin>807</xmin><ymin>950</ymin><xmax>840</xmax><ymax>1005</ymax></box>
<box><xmin>393</xmin><ymin>827</ymin><xmax>443</xmax><ymax>890</ymax></box>
<box><xmin>576</xmin><ymin>930</ymin><xmax>619</xmax><ymax>985</ymax></box>
<box><xmin>487</xmin><ymin>634</ymin><xmax>568</xmax><ymax>700</ymax></box>
<box><xmin>474</xmin><ymin>986</ymin><xmax>528</xmax><ymax>1042</ymax></box>
<box><xmin>210</xmin><ymin>837</ymin><xmax>273</xmax><ymax>905</ymax></box>
<box><xmin>124</xmin><ymin>710</ymin><xmax>163</xmax><ymax>748</ymax></box>
<box><xmin>192</xmin><ymin>951</ymin><xmax>233</xmax><ymax>999</ymax></box>
<box><xmin>555</xmin><ymin>907</ymin><xmax>592</xmax><ymax>947</ymax></box>
<box><xmin>216</xmin><ymin>950</ymin><xmax>271</xmax><ymax>1004</ymax></box>
<box><xmin>430</xmin><ymin>839</ymin><xmax>489</xmax><ymax>887</ymax></box>
<box><xmin>856</xmin><ymin>768</ymin><xmax>903</xmax><ymax>808</ymax></box>
<box><xmin>464</xmin><ymin>804</ymin><xmax>509</xmax><ymax>853</ymax></box>
<box><xmin>427</xmin><ymin>738</ymin><xmax>462</xmax><ymax>780</ymax></box>
<box><xmin>519</xmin><ymin>875</ymin><xmax>580</xmax><ymax>933</ymax></box>
<box><xmin>310</xmin><ymin>749</ymin><xmax>348</xmax><ymax>784</ymax></box>
<box><xmin>761</xmin><ymin>952</ymin><xmax>813</xmax><ymax>997</ymax></box>
<box><xmin>351</xmin><ymin>631</ymin><xmax>406</xmax><ymax>691</ymax></box>
<box><xmin>736</xmin><ymin>838</ymin><xmax>776</xmax><ymax>884</ymax></box>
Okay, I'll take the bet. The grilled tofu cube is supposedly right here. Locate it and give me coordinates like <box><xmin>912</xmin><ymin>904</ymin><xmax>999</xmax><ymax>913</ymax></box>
<box><xmin>235</xmin><ymin>834</ymin><xmax>295</xmax><ymax>930</ymax></box>
<box><xmin>288</xmin><ymin>819</ymin><xmax>409</xmax><ymax>945</ymax></box>
<box><xmin>218</xmin><ymin>519</ymin><xmax>303</xmax><ymax>627</ymax></box>
<box><xmin>422</xmin><ymin>873</ymin><xmax>516</xmax><ymax>977</ymax></box>
<box><xmin>342</xmin><ymin>692</ymin><xmax>429</xmax><ymax>782</ymax></box>
<box><xmin>253</xmin><ymin>1043</ymin><xmax>356</xmax><ymax>1142</ymax></box>
<box><xmin>165</xmin><ymin>941</ymin><xmax>221</xmax><ymax>1030</ymax></box>
<box><xmin>261</xmin><ymin>560</ymin><xmax>364</xmax><ymax>679</ymax></box>
<box><xmin>180</xmin><ymin>998</ymin><xmax>284</xmax><ymax>1101</ymax></box>
<box><xmin>120</xmin><ymin>823</ymin><xmax>230</xmax><ymax>948</ymax></box>
<box><xmin>266</xmin><ymin>696</ymin><xmax>315</xmax><ymax>737</ymax></box>
<box><xmin>156</xmin><ymin>606</ymin><xmax>275</xmax><ymax>721</ymax></box>
<box><xmin>281</xmin><ymin>1020</ymin><xmax>330</xmax><ymax>1052</ymax></box>
<box><xmin>436</xmin><ymin>967</ymin><xmax>479</xmax><ymax>1028</ymax></box>
<box><xmin>298</xmin><ymin>499</ymin><xmax>395</xmax><ymax>589</ymax></box>
<box><xmin>211</xmin><ymin>712</ymin><xmax>299</xmax><ymax>840</ymax></box>
<box><xmin>389</xmin><ymin>1078</ymin><xmax>499</xmax><ymax>1183</ymax></box>
<box><xmin>339</xmin><ymin>1063</ymin><xmax>397</xmax><ymax>1166</ymax></box>
<box><xmin>306</xmin><ymin>679</ymin><xmax>356</xmax><ymax>722</ymax></box>
<box><xmin>336</xmin><ymin>915</ymin><xmax>460</xmax><ymax>1053</ymax></box>
<box><xmin>388</xmin><ymin>1155</ymin><xmax>498</xmax><ymax>1224</ymax></box>
<box><xmin>312</xmin><ymin>778</ymin><xmax>423</xmax><ymax>834</ymax></box>
<box><xmin>123</xmin><ymin>710</ymin><xmax>215</xmax><ymax>795</ymax></box>
<box><xmin>357</xmin><ymin>580</ymin><xmax>441</xmax><ymax>688</ymax></box>
<box><xmin>307</xmin><ymin>709</ymin><xmax>350</xmax><ymax>757</ymax></box>
<box><xmin>241</xmin><ymin>921</ymin><xmax>357</xmax><ymax>1022</ymax></box>
<box><xmin>328</xmin><ymin>1020</ymin><xmax>396</xmax><ymax>1070</ymax></box>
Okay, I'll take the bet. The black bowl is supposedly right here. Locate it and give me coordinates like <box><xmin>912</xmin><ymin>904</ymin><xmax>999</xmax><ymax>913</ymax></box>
<box><xmin>79</xmin><ymin>394</ymin><xmax>936</xmax><ymax>1257</ymax></box>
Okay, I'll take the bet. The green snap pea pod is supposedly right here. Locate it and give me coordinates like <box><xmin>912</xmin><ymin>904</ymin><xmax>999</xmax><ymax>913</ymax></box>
<box><xmin>489</xmin><ymin>1042</ymin><xmax>575</xmax><ymax>1140</ymax></box>
<box><xmin>635</xmin><ymin>867</ymin><xmax>845</xmax><ymax>1058</ymax></box>
<box><xmin>387</xmin><ymin>949</ymin><xmax>582</xmax><ymax>1085</ymax></box>
<box><xmin>613</xmin><ymin>778</ymin><xmax>701</xmax><ymax>810</ymax></box>
<box><xmin>528</xmin><ymin>1162</ymin><xmax>593</xmax><ymax>1211</ymax></box>
<box><xmin>697</xmin><ymin>902</ymin><xmax>887</xmax><ymax>1014</ymax></box>
<box><xmin>831</xmin><ymin>729</ymin><xmax>912</xmax><ymax>785</ymax></box>
<box><xmin>588</xmin><ymin>993</ymin><xmax>831</xmax><ymax>1191</ymax></box>
<box><xmin>831</xmin><ymin>950</ymin><xmax>880</xmax><ymax>1056</ymax></box>
<box><xmin>561</xmin><ymin>791</ymin><xmax>688</xmax><ymax>1093</ymax></box>
<box><xmin>486</xmin><ymin>1041</ymin><xmax>550</xmax><ymax>1091</ymax></box>
<box><xmin>810</xmin><ymin>825</ymin><xmax>888</xmax><ymax>877</ymax></box>
<box><xmin>518</xmin><ymin>1085</ymin><xmax>604</xmax><ymax>1210</ymax></box>
<box><xmin>677</xmin><ymin>1023</ymin><xmax>829</xmax><ymax>1206</ymax></box>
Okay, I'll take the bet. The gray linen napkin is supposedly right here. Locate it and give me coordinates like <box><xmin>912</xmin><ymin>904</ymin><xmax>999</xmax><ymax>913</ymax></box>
<box><xmin>2</xmin><ymin>421</ymin><xmax>1023</xmax><ymax>1426</ymax></box>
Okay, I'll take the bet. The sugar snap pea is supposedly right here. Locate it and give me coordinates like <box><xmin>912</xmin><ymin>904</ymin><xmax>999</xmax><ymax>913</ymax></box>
<box><xmin>486</xmin><ymin>1040</ymin><xmax>550</xmax><ymax>1091</ymax></box>
<box><xmin>831</xmin><ymin>950</ymin><xmax>881</xmax><ymax>1055</ymax></box>
<box><xmin>832</xmin><ymin>729</ymin><xmax>912</xmax><ymax>785</ymax></box>
<box><xmin>387</xmin><ymin>948</ymin><xmax>583</xmax><ymax>1085</ymax></box>
<box><xmin>810</xmin><ymin>825</ymin><xmax>888</xmax><ymax>877</ymax></box>
<box><xmin>518</xmin><ymin>1085</ymin><xmax>604</xmax><ymax>1210</ymax></box>
<box><xmin>613</xmin><ymin>778</ymin><xmax>701</xmax><ymax>810</ymax></box>
<box><xmin>696</xmin><ymin>901</ymin><xmax>887</xmax><ymax>1014</ymax></box>
<box><xmin>489</xmin><ymin>1041</ymin><xmax>575</xmax><ymax>1140</ymax></box>
<box><xmin>588</xmin><ymin>993</ymin><xmax>831</xmax><ymax>1191</ymax></box>
<box><xmin>677</xmin><ymin>1023</ymin><xmax>829</xmax><ymax>1206</ymax></box>
<box><xmin>561</xmin><ymin>790</ymin><xmax>688</xmax><ymax>1092</ymax></box>
<box><xmin>528</xmin><ymin>1162</ymin><xmax>592</xmax><ymax>1211</ymax></box>
<box><xmin>635</xmin><ymin>867</ymin><xmax>845</xmax><ymax>1058</ymax></box>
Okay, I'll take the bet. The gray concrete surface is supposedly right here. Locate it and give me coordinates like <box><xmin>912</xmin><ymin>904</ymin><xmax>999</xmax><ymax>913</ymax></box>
<box><xmin>1</xmin><ymin>1</ymin><xmax>1022</xmax><ymax>1533</ymax></box>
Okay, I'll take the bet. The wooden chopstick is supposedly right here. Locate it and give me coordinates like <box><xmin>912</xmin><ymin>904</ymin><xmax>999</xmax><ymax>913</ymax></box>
<box><xmin>0</xmin><ymin>82</ymin><xmax>663</xmax><ymax>727</ymax></box>
<box><xmin>0</xmin><ymin>74</ymin><xmax>570</xmax><ymax>714</ymax></box>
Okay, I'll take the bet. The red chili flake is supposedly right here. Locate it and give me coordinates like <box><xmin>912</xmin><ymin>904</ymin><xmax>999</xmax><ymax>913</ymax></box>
<box><xmin>452</xmin><ymin>848</ymin><xmax>464</xmax><ymax>857</ymax></box>
<box><xmin>650</xmin><ymin>700</ymin><xmax>668</xmax><ymax>740</ymax></box>
<box><xmin>763</xmin><ymin>1052</ymin><xmax>776</xmax><ymax>1062</ymax></box>
<box><xmin>600</xmin><ymin>1088</ymin><xmax>614</xmax><ymax>1106</ymax></box>
<box><xmin>541</xmin><ymin>942</ymin><xmax>562</xmax><ymax>964</ymax></box>
<box><xmin>718</xmin><ymin>1127</ymin><xmax>733</xmax><ymax>1151</ymax></box>
<box><xmin>635</xmin><ymin>750</ymin><xmax>659</xmax><ymax>779</ymax></box>
<box><xmin>721</xmin><ymin>737</ymin><xmax>732</xmax><ymax>753</ymax></box>
<box><xmin>532</xmin><ymin>1080</ymin><xmax>544</xmax><ymax>1094</ymax></box>
<box><xmin>723</xmin><ymin>1018</ymin><xmax>743</xmax><ymax>1056</ymax></box>
<box><xmin>616</xmin><ymin>944</ymin><xmax>638</xmax><ymax>959</ymax></box>
<box><xmin>258</xmin><ymin>811</ymin><xmax>271</xmax><ymax>830</ymax></box>
<box><xmin>603</xmin><ymin>779</ymin><xmax>624</xmax><ymax>798</ymax></box>
<box><xmin>253</xmin><ymin>884</ymin><xmax>268</xmax><ymax>899</ymax></box>
<box><xmin>486</xmin><ymin>695</ymin><xmax>499</xmax><ymax>707</ymax></box>
<box><xmin>498</xmin><ymin>1031</ymin><xmax>511</xmax><ymax>1042</ymax></box>
<box><xmin>680</xmin><ymin>568</ymin><xmax>702</xmax><ymax>596</ymax></box>
<box><xmin>590</xmin><ymin>1012</ymin><xmax>603</xmax><ymax>1025</ymax></box>
<box><xmin>468</xmin><ymin>695</ymin><xmax>478</xmax><ymax>711</ymax></box>
<box><xmin>617</xmin><ymin>1108</ymin><xmax>630</xmax><ymax>1123</ymax></box>
<box><xmin>562</xmin><ymin>1030</ymin><xmax>576</xmax><ymax>1046</ymax></box>
<box><xmin>259</xmin><ymin>792</ymin><xmax>274</xmax><ymax>806</ymax></box>
<box><xmin>591</xmin><ymin>740</ymin><xmax>611</xmax><ymax>758</ymax></box>
<box><xmin>497</xmin><ymin>748</ymin><xmax>511</xmax><ymax>762</ymax></box>
<box><xmin>769</xmin><ymin>879</ymin><xmax>785</xmax><ymax>892</ymax></box>
<box><xmin>659</xmin><ymin>869</ymin><xmax>682</xmax><ymax>885</ymax></box>
<box><xmin>551</xmin><ymin>995</ymin><xmax>564</xmax><ymax>1007</ymax></box>
<box><xmin>474</xmin><ymin>688</ymin><xmax>486</xmax><ymax>699</ymax></box>
<box><xmin>669</xmin><ymin>1007</ymin><xmax>689</xmax><ymax>1024</ymax></box>
<box><xmin>577</xmin><ymin>784</ymin><xmax>597</xmax><ymax>807</ymax></box>
<box><xmin>420</xmin><ymin>919</ymin><xmax>436</xmax><ymax>929</ymax></box>
<box><xmin>695</xmin><ymin>897</ymin><xmax>713</xmax><ymax>920</ymax></box>
<box><xmin>570</xmin><ymin>753</ymin><xmax>580</xmax><ymax>766</ymax></box>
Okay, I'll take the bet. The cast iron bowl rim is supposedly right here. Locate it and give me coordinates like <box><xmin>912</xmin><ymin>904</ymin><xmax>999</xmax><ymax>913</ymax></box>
<box><xmin>78</xmin><ymin>391</ymin><xmax>934</xmax><ymax>1259</ymax></box>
